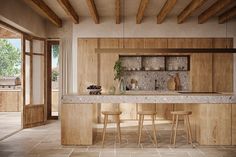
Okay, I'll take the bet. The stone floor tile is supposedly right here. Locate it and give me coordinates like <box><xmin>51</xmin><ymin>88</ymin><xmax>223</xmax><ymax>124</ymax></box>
<box><xmin>160</xmin><ymin>152</ymin><xmax>190</xmax><ymax>157</ymax></box>
<box><xmin>70</xmin><ymin>152</ymin><xmax>99</xmax><ymax>157</ymax></box>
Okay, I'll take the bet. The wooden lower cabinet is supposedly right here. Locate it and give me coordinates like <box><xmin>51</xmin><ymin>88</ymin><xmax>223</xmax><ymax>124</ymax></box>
<box><xmin>233</xmin><ymin>105</ymin><xmax>236</xmax><ymax>145</ymax></box>
<box><xmin>61</xmin><ymin>104</ymin><xmax>97</xmax><ymax>145</ymax></box>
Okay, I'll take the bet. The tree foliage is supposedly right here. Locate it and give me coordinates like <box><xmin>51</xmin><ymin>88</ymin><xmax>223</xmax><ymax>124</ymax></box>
<box><xmin>52</xmin><ymin>45</ymin><xmax>59</xmax><ymax>58</ymax></box>
<box><xmin>0</xmin><ymin>39</ymin><xmax>21</xmax><ymax>77</ymax></box>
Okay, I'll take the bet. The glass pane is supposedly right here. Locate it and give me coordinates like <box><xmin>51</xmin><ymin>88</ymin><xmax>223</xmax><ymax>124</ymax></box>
<box><xmin>25</xmin><ymin>55</ymin><xmax>30</xmax><ymax>105</ymax></box>
<box><xmin>25</xmin><ymin>40</ymin><xmax>30</xmax><ymax>53</ymax></box>
<box><xmin>33</xmin><ymin>40</ymin><xmax>44</xmax><ymax>54</ymax></box>
<box><xmin>32</xmin><ymin>55</ymin><xmax>44</xmax><ymax>104</ymax></box>
<box><xmin>51</xmin><ymin>44</ymin><xmax>59</xmax><ymax>116</ymax></box>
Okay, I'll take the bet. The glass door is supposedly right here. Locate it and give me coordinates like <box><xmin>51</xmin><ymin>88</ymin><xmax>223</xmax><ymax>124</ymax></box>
<box><xmin>22</xmin><ymin>35</ymin><xmax>46</xmax><ymax>128</ymax></box>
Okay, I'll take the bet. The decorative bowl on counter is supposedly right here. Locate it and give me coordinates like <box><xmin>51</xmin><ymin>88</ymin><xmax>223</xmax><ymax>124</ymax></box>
<box><xmin>87</xmin><ymin>85</ymin><xmax>102</xmax><ymax>95</ymax></box>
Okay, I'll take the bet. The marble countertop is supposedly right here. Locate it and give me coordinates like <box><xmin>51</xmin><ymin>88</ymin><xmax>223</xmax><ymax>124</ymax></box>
<box><xmin>62</xmin><ymin>92</ymin><xmax>236</xmax><ymax>104</ymax></box>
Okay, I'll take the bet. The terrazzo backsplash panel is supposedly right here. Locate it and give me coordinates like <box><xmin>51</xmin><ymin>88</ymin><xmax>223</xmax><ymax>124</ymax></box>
<box><xmin>142</xmin><ymin>57</ymin><xmax>165</xmax><ymax>70</ymax></box>
<box><xmin>166</xmin><ymin>57</ymin><xmax>188</xmax><ymax>70</ymax></box>
<box><xmin>120</xmin><ymin>57</ymin><xmax>141</xmax><ymax>70</ymax></box>
<box><xmin>124</xmin><ymin>71</ymin><xmax>189</xmax><ymax>91</ymax></box>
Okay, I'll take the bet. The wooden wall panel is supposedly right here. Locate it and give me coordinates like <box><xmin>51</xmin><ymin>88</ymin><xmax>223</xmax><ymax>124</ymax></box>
<box><xmin>144</xmin><ymin>38</ymin><xmax>168</xmax><ymax>48</ymax></box>
<box><xmin>23</xmin><ymin>105</ymin><xmax>44</xmax><ymax>128</ymax></box>
<box><xmin>212</xmin><ymin>38</ymin><xmax>233</xmax><ymax>48</ymax></box>
<box><xmin>78</xmin><ymin>39</ymin><xmax>98</xmax><ymax>94</ymax></box>
<box><xmin>167</xmin><ymin>38</ymin><xmax>193</xmax><ymax>48</ymax></box>
<box><xmin>213</xmin><ymin>53</ymin><xmax>233</xmax><ymax>92</ymax></box>
<box><xmin>198</xmin><ymin>104</ymin><xmax>232</xmax><ymax>145</ymax></box>
<box><xmin>0</xmin><ymin>91</ymin><xmax>22</xmax><ymax>112</ymax></box>
<box><xmin>124</xmin><ymin>38</ymin><xmax>144</xmax><ymax>48</ymax></box>
<box><xmin>233</xmin><ymin>105</ymin><xmax>236</xmax><ymax>145</ymax></box>
<box><xmin>99</xmin><ymin>38</ymin><xmax>123</xmax><ymax>48</ymax></box>
<box><xmin>190</xmin><ymin>53</ymin><xmax>213</xmax><ymax>92</ymax></box>
<box><xmin>61</xmin><ymin>103</ymin><xmax>95</xmax><ymax>145</ymax></box>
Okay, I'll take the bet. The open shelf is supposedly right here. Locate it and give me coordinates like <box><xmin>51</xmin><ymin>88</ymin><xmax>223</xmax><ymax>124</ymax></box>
<box><xmin>120</xmin><ymin>55</ymin><xmax>190</xmax><ymax>72</ymax></box>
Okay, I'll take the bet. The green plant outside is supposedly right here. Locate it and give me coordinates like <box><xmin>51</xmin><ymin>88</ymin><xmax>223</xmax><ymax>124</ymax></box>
<box><xmin>0</xmin><ymin>39</ymin><xmax>21</xmax><ymax>77</ymax></box>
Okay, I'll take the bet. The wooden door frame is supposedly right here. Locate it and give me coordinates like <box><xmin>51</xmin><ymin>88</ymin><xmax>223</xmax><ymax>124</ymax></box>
<box><xmin>22</xmin><ymin>35</ymin><xmax>47</xmax><ymax>128</ymax></box>
<box><xmin>1</xmin><ymin>20</ymin><xmax>48</xmax><ymax>128</ymax></box>
<box><xmin>47</xmin><ymin>40</ymin><xmax>60</xmax><ymax>120</ymax></box>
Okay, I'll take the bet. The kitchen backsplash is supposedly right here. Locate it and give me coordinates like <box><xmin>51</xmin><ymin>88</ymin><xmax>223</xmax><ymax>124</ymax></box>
<box><xmin>120</xmin><ymin>55</ymin><xmax>190</xmax><ymax>91</ymax></box>
<box><xmin>123</xmin><ymin>71</ymin><xmax>189</xmax><ymax>91</ymax></box>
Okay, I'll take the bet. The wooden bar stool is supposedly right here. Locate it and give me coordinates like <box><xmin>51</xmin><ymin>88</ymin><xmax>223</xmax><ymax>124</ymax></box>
<box><xmin>170</xmin><ymin>111</ymin><xmax>193</xmax><ymax>147</ymax></box>
<box><xmin>137</xmin><ymin>111</ymin><xmax>157</xmax><ymax>146</ymax></box>
<box><xmin>101</xmin><ymin>111</ymin><xmax>122</xmax><ymax>147</ymax></box>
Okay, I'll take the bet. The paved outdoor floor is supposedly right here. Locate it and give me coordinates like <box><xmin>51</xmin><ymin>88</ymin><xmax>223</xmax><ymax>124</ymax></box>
<box><xmin>0</xmin><ymin>112</ymin><xmax>21</xmax><ymax>140</ymax></box>
<box><xmin>0</xmin><ymin>120</ymin><xmax>236</xmax><ymax>157</ymax></box>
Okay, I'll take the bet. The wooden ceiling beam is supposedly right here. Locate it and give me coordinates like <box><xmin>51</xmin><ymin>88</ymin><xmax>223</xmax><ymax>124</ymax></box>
<box><xmin>178</xmin><ymin>0</ymin><xmax>207</xmax><ymax>24</ymax></box>
<box><xmin>157</xmin><ymin>0</ymin><xmax>177</xmax><ymax>24</ymax></box>
<box><xmin>198</xmin><ymin>0</ymin><xmax>234</xmax><ymax>24</ymax></box>
<box><xmin>26</xmin><ymin>0</ymin><xmax>62</xmax><ymax>27</ymax></box>
<box><xmin>115</xmin><ymin>0</ymin><xmax>121</xmax><ymax>24</ymax></box>
<box><xmin>219</xmin><ymin>6</ymin><xmax>236</xmax><ymax>24</ymax></box>
<box><xmin>136</xmin><ymin>0</ymin><xmax>149</xmax><ymax>24</ymax></box>
<box><xmin>57</xmin><ymin>0</ymin><xmax>79</xmax><ymax>24</ymax></box>
<box><xmin>86</xmin><ymin>0</ymin><xmax>99</xmax><ymax>24</ymax></box>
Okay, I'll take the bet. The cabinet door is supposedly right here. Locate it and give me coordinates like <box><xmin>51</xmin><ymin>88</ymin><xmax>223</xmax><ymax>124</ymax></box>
<box><xmin>124</xmin><ymin>38</ymin><xmax>144</xmax><ymax>48</ymax></box>
<box><xmin>213</xmin><ymin>53</ymin><xmax>233</xmax><ymax>92</ymax></box>
<box><xmin>78</xmin><ymin>39</ymin><xmax>98</xmax><ymax>94</ymax></box>
<box><xmin>144</xmin><ymin>38</ymin><xmax>168</xmax><ymax>48</ymax></box>
<box><xmin>99</xmin><ymin>38</ymin><xmax>123</xmax><ymax>48</ymax></box>
<box><xmin>191</xmin><ymin>53</ymin><xmax>213</xmax><ymax>92</ymax></box>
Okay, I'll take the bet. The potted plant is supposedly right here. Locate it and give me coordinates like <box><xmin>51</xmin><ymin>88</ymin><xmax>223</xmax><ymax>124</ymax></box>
<box><xmin>114</xmin><ymin>59</ymin><xmax>125</xmax><ymax>93</ymax></box>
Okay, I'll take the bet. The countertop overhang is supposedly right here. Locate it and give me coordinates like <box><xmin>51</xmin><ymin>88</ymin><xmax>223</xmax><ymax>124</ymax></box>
<box><xmin>62</xmin><ymin>93</ymin><xmax>236</xmax><ymax>104</ymax></box>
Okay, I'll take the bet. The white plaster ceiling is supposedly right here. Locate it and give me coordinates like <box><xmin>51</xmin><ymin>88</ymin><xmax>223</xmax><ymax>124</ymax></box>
<box><xmin>24</xmin><ymin>0</ymin><xmax>236</xmax><ymax>20</ymax></box>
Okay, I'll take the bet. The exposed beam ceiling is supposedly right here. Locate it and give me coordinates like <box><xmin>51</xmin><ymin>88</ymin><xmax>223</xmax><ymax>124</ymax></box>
<box><xmin>219</xmin><ymin>6</ymin><xmax>236</xmax><ymax>24</ymax></box>
<box><xmin>198</xmin><ymin>0</ymin><xmax>234</xmax><ymax>24</ymax></box>
<box><xmin>157</xmin><ymin>0</ymin><xmax>177</xmax><ymax>24</ymax></box>
<box><xmin>136</xmin><ymin>0</ymin><xmax>149</xmax><ymax>24</ymax></box>
<box><xmin>26</xmin><ymin>0</ymin><xmax>62</xmax><ymax>27</ymax></box>
<box><xmin>178</xmin><ymin>0</ymin><xmax>207</xmax><ymax>24</ymax></box>
<box><xmin>115</xmin><ymin>0</ymin><xmax>121</xmax><ymax>24</ymax></box>
<box><xmin>57</xmin><ymin>0</ymin><xmax>79</xmax><ymax>24</ymax></box>
<box><xmin>86</xmin><ymin>0</ymin><xmax>99</xmax><ymax>24</ymax></box>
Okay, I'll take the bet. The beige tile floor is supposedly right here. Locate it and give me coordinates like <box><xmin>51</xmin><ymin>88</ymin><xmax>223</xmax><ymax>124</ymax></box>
<box><xmin>0</xmin><ymin>112</ymin><xmax>21</xmax><ymax>140</ymax></box>
<box><xmin>0</xmin><ymin>120</ymin><xmax>236</xmax><ymax>157</ymax></box>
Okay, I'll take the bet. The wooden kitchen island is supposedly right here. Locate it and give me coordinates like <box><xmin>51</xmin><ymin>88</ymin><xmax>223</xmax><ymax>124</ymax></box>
<box><xmin>61</xmin><ymin>93</ymin><xmax>236</xmax><ymax>146</ymax></box>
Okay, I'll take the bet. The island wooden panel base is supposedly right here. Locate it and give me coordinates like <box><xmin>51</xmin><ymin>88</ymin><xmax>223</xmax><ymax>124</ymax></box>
<box><xmin>61</xmin><ymin>103</ymin><xmax>236</xmax><ymax>146</ymax></box>
<box><xmin>61</xmin><ymin>103</ymin><xmax>97</xmax><ymax>145</ymax></box>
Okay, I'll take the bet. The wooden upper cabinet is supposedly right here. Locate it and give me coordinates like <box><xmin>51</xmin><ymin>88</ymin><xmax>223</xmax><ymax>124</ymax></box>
<box><xmin>99</xmin><ymin>38</ymin><xmax>123</xmax><ymax>48</ymax></box>
<box><xmin>167</xmin><ymin>38</ymin><xmax>213</xmax><ymax>48</ymax></box>
<box><xmin>212</xmin><ymin>38</ymin><xmax>233</xmax><ymax>48</ymax></box>
<box><xmin>167</xmin><ymin>38</ymin><xmax>193</xmax><ymax>48</ymax></box>
<box><xmin>213</xmin><ymin>53</ymin><xmax>233</xmax><ymax>92</ymax></box>
<box><xmin>77</xmin><ymin>39</ymin><xmax>98</xmax><ymax>94</ymax></box>
<box><xmin>191</xmin><ymin>38</ymin><xmax>213</xmax><ymax>48</ymax></box>
<box><xmin>190</xmin><ymin>53</ymin><xmax>213</xmax><ymax>92</ymax></box>
<box><xmin>144</xmin><ymin>38</ymin><xmax>168</xmax><ymax>48</ymax></box>
<box><xmin>124</xmin><ymin>38</ymin><xmax>144</xmax><ymax>48</ymax></box>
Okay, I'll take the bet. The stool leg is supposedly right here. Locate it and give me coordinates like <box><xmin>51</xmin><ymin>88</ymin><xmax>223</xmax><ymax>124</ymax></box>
<box><xmin>184</xmin><ymin>115</ymin><xmax>189</xmax><ymax>144</ymax></box>
<box><xmin>170</xmin><ymin>114</ymin><xmax>175</xmax><ymax>144</ymax></box>
<box><xmin>173</xmin><ymin>115</ymin><xmax>179</xmax><ymax>147</ymax></box>
<box><xmin>116</xmin><ymin>115</ymin><xmax>121</xmax><ymax>144</ymax></box>
<box><xmin>138</xmin><ymin>115</ymin><xmax>144</xmax><ymax>146</ymax></box>
<box><xmin>151</xmin><ymin>115</ymin><xmax>157</xmax><ymax>146</ymax></box>
<box><xmin>102</xmin><ymin>115</ymin><xmax>108</xmax><ymax>147</ymax></box>
<box><xmin>187</xmin><ymin>116</ymin><xmax>193</xmax><ymax>146</ymax></box>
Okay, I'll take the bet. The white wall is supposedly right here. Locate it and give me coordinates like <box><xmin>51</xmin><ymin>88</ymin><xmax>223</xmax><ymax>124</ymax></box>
<box><xmin>0</xmin><ymin>0</ymin><xmax>46</xmax><ymax>37</ymax></box>
<box><xmin>46</xmin><ymin>16</ymin><xmax>236</xmax><ymax>93</ymax></box>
